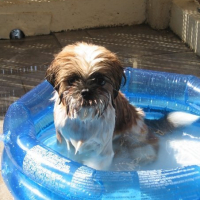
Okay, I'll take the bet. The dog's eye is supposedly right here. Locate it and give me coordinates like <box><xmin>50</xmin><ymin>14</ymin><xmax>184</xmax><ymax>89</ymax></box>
<box><xmin>68</xmin><ymin>76</ymin><xmax>78</xmax><ymax>86</ymax></box>
<box><xmin>95</xmin><ymin>77</ymin><xmax>106</xmax><ymax>86</ymax></box>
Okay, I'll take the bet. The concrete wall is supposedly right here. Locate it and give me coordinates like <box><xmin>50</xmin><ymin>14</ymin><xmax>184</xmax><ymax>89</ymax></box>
<box><xmin>1</xmin><ymin>0</ymin><xmax>200</xmax><ymax>57</ymax></box>
<box><xmin>147</xmin><ymin>0</ymin><xmax>172</xmax><ymax>29</ymax></box>
<box><xmin>170</xmin><ymin>0</ymin><xmax>200</xmax><ymax>56</ymax></box>
<box><xmin>0</xmin><ymin>0</ymin><xmax>146</xmax><ymax>39</ymax></box>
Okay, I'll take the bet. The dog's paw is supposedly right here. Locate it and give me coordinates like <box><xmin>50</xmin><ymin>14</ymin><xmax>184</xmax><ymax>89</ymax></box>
<box><xmin>129</xmin><ymin>144</ymin><xmax>157</xmax><ymax>165</ymax></box>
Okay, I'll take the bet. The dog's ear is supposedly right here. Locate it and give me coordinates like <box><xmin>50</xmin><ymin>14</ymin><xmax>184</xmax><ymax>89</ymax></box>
<box><xmin>46</xmin><ymin>61</ymin><xmax>56</xmax><ymax>87</ymax></box>
<box><xmin>46</xmin><ymin>44</ymin><xmax>76</xmax><ymax>90</ymax></box>
<box><xmin>46</xmin><ymin>57</ymin><xmax>62</xmax><ymax>92</ymax></box>
<box><xmin>113</xmin><ymin>70</ymin><xmax>126</xmax><ymax>99</ymax></box>
<box><xmin>108</xmin><ymin>54</ymin><xmax>126</xmax><ymax>99</ymax></box>
<box><xmin>111</xmin><ymin>68</ymin><xmax>126</xmax><ymax>109</ymax></box>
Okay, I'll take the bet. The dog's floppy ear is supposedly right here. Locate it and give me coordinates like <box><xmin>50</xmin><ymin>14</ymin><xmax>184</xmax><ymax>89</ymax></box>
<box><xmin>45</xmin><ymin>44</ymin><xmax>76</xmax><ymax>90</ymax></box>
<box><xmin>46</xmin><ymin>63</ymin><xmax>56</xmax><ymax>87</ymax></box>
<box><xmin>108</xmin><ymin>54</ymin><xmax>126</xmax><ymax>99</ymax></box>
<box><xmin>46</xmin><ymin>58</ymin><xmax>61</xmax><ymax>91</ymax></box>
<box><xmin>111</xmin><ymin>69</ymin><xmax>126</xmax><ymax>108</ymax></box>
<box><xmin>113</xmin><ymin>70</ymin><xmax>126</xmax><ymax>98</ymax></box>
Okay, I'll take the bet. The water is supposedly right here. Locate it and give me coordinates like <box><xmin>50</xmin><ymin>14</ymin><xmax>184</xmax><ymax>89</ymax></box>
<box><xmin>139</xmin><ymin>123</ymin><xmax>200</xmax><ymax>170</ymax></box>
<box><xmin>39</xmin><ymin>122</ymin><xmax>200</xmax><ymax>171</ymax></box>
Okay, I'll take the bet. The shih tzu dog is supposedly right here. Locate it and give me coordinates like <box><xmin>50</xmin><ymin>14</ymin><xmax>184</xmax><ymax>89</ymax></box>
<box><xmin>46</xmin><ymin>42</ymin><xmax>198</xmax><ymax>170</ymax></box>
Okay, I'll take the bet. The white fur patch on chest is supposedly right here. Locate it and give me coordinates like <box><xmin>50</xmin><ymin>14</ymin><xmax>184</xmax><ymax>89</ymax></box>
<box><xmin>53</xmin><ymin>92</ymin><xmax>115</xmax><ymax>169</ymax></box>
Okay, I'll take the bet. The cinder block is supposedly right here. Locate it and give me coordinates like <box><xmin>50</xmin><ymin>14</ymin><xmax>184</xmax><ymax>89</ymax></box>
<box><xmin>170</xmin><ymin>0</ymin><xmax>200</xmax><ymax>56</ymax></box>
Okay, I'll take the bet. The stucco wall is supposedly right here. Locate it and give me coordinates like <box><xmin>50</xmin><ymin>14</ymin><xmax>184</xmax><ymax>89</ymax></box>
<box><xmin>0</xmin><ymin>0</ymin><xmax>146</xmax><ymax>39</ymax></box>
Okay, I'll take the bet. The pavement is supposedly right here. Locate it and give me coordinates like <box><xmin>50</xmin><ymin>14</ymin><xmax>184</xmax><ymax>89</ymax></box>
<box><xmin>0</xmin><ymin>24</ymin><xmax>200</xmax><ymax>199</ymax></box>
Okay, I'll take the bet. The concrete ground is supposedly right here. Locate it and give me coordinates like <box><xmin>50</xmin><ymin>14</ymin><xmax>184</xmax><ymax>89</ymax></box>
<box><xmin>0</xmin><ymin>24</ymin><xmax>200</xmax><ymax>199</ymax></box>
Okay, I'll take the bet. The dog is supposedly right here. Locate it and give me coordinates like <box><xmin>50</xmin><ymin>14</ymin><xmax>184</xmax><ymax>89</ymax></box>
<box><xmin>46</xmin><ymin>42</ymin><xmax>199</xmax><ymax>170</ymax></box>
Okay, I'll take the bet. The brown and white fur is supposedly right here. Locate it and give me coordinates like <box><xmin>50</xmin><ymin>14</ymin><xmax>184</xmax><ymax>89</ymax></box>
<box><xmin>46</xmin><ymin>42</ymin><xmax>199</xmax><ymax>170</ymax></box>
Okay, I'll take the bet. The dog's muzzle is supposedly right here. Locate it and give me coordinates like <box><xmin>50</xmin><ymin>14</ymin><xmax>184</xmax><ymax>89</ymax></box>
<box><xmin>81</xmin><ymin>89</ymin><xmax>92</xmax><ymax>100</ymax></box>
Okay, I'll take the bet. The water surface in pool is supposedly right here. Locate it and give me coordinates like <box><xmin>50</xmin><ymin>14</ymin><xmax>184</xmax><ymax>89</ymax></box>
<box><xmin>39</xmin><ymin>121</ymin><xmax>200</xmax><ymax>171</ymax></box>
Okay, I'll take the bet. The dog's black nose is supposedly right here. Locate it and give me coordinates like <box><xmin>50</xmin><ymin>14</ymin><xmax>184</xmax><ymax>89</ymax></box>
<box><xmin>81</xmin><ymin>89</ymin><xmax>91</xmax><ymax>99</ymax></box>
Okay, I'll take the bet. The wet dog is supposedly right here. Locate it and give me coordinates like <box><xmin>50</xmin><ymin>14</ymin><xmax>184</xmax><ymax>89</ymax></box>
<box><xmin>46</xmin><ymin>42</ymin><xmax>198</xmax><ymax>170</ymax></box>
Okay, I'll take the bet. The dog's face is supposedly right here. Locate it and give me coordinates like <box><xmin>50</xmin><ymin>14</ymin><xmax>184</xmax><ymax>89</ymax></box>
<box><xmin>46</xmin><ymin>43</ymin><xmax>125</xmax><ymax>120</ymax></box>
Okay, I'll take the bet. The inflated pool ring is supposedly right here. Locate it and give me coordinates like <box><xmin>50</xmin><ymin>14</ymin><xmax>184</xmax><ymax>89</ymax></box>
<box><xmin>1</xmin><ymin>68</ymin><xmax>200</xmax><ymax>200</ymax></box>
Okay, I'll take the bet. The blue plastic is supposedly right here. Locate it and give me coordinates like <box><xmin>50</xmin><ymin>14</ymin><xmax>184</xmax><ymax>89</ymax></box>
<box><xmin>1</xmin><ymin>68</ymin><xmax>200</xmax><ymax>200</ymax></box>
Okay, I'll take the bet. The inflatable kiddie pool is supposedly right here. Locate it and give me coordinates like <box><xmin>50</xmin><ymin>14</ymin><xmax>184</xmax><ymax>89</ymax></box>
<box><xmin>1</xmin><ymin>68</ymin><xmax>200</xmax><ymax>200</ymax></box>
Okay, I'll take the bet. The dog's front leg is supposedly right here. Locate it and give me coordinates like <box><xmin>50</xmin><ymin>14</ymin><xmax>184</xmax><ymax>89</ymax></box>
<box><xmin>56</xmin><ymin>130</ymin><xmax>77</xmax><ymax>159</ymax></box>
<box><xmin>83</xmin><ymin>138</ymin><xmax>114</xmax><ymax>170</ymax></box>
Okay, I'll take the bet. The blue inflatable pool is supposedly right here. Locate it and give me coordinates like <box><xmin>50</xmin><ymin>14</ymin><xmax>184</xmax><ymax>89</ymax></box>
<box><xmin>1</xmin><ymin>68</ymin><xmax>200</xmax><ymax>200</ymax></box>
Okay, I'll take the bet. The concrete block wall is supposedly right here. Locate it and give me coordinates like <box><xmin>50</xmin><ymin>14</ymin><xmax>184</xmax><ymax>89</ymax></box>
<box><xmin>147</xmin><ymin>0</ymin><xmax>172</xmax><ymax>29</ymax></box>
<box><xmin>0</xmin><ymin>0</ymin><xmax>146</xmax><ymax>39</ymax></box>
<box><xmin>0</xmin><ymin>0</ymin><xmax>175</xmax><ymax>39</ymax></box>
<box><xmin>170</xmin><ymin>0</ymin><xmax>200</xmax><ymax>56</ymax></box>
<box><xmin>0</xmin><ymin>0</ymin><xmax>200</xmax><ymax>56</ymax></box>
